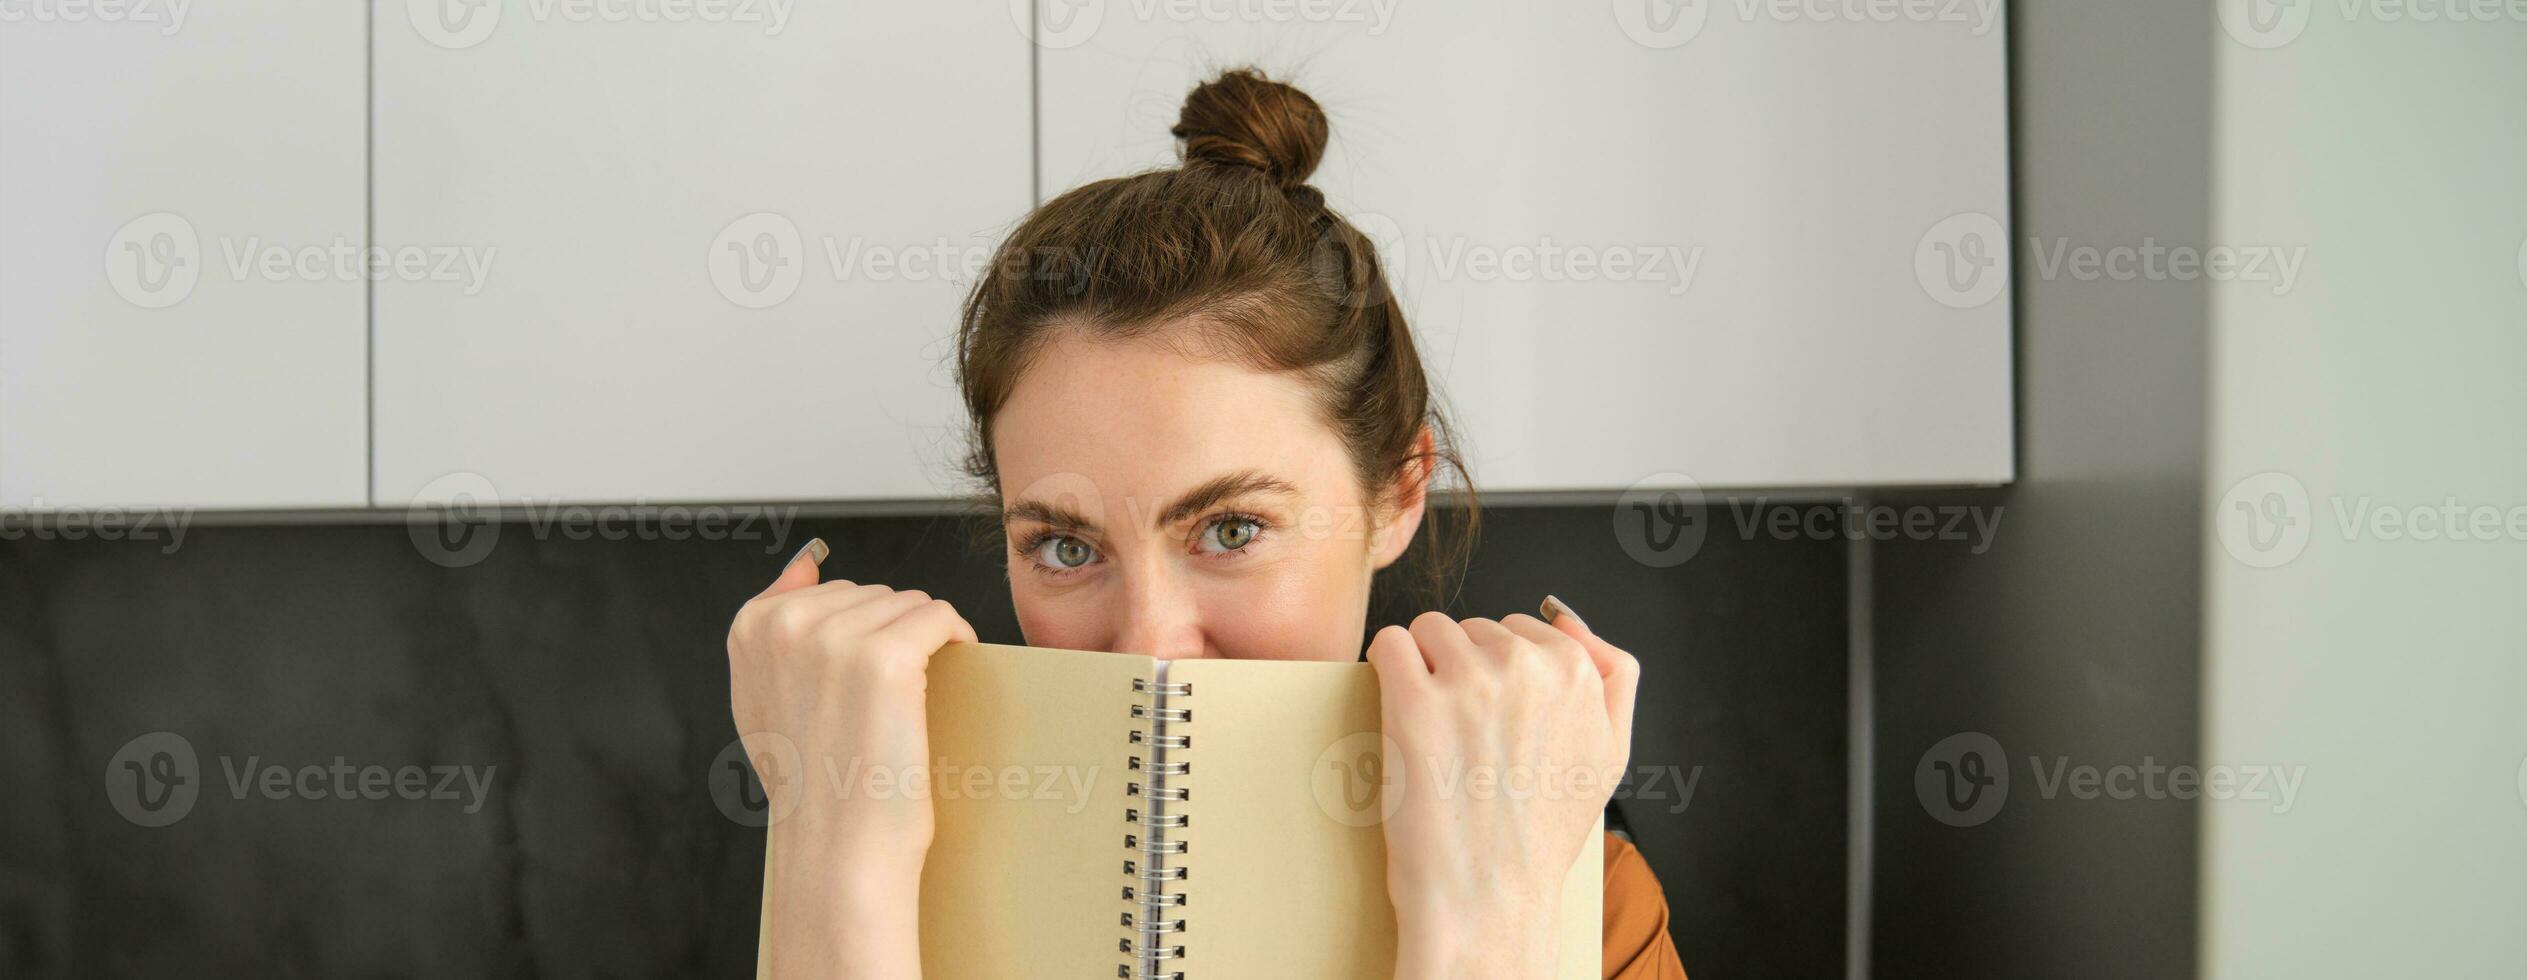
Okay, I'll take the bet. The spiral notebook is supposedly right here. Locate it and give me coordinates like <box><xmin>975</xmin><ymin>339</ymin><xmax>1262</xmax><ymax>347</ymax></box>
<box><xmin>754</xmin><ymin>641</ymin><xmax>1601</xmax><ymax>979</ymax></box>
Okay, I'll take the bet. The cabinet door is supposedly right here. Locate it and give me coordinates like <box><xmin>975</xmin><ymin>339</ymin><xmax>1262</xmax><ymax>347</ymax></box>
<box><xmin>374</xmin><ymin>3</ymin><xmax>1031</xmax><ymax>505</ymax></box>
<box><xmin>0</xmin><ymin>8</ymin><xmax>367</xmax><ymax>509</ymax></box>
<box><xmin>1038</xmin><ymin>4</ymin><xmax>2013</xmax><ymax>491</ymax></box>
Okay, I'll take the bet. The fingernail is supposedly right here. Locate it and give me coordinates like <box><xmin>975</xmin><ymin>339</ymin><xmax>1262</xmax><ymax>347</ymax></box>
<box><xmin>793</xmin><ymin>537</ymin><xmax>829</xmax><ymax>567</ymax></box>
<box><xmin>1541</xmin><ymin>594</ymin><xmax>1587</xmax><ymax>630</ymax></box>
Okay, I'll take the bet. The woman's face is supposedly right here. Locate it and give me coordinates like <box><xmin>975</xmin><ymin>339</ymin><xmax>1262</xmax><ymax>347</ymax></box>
<box><xmin>990</xmin><ymin>327</ymin><xmax>1424</xmax><ymax>662</ymax></box>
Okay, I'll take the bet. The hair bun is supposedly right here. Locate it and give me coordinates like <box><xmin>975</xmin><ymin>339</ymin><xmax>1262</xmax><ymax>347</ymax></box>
<box><xmin>1171</xmin><ymin>68</ymin><xmax>1327</xmax><ymax>190</ymax></box>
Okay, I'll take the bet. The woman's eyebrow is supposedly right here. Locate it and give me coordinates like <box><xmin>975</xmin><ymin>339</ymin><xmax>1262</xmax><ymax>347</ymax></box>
<box><xmin>1003</xmin><ymin>469</ymin><xmax>1299</xmax><ymax>534</ymax></box>
<box><xmin>1155</xmin><ymin>470</ymin><xmax>1299</xmax><ymax>528</ymax></box>
<box><xmin>1003</xmin><ymin>497</ymin><xmax>1093</xmax><ymax>533</ymax></box>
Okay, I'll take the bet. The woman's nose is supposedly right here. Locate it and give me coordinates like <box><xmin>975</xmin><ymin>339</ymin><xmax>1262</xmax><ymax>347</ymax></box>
<box><xmin>1109</xmin><ymin>572</ymin><xmax>1206</xmax><ymax>661</ymax></box>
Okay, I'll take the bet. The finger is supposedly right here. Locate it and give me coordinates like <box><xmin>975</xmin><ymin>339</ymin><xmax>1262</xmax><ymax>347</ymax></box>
<box><xmin>758</xmin><ymin>537</ymin><xmax>829</xmax><ymax>598</ymax></box>
<box><xmin>1406</xmin><ymin>611</ymin><xmax>1476</xmax><ymax>677</ymax></box>
<box><xmin>1456</xmin><ymin>616</ymin><xmax>1515</xmax><ymax>649</ymax></box>
<box><xmin>875</xmin><ymin>594</ymin><xmax>981</xmax><ymax>656</ymax></box>
<box><xmin>776</xmin><ymin>579</ymin><xmax>897</xmax><ymax>612</ymax></box>
<box><xmin>820</xmin><ymin>589</ymin><xmax>942</xmax><ymax>640</ymax></box>
<box><xmin>1501</xmin><ymin>613</ymin><xmax>1592</xmax><ymax>677</ymax></box>
<box><xmin>1540</xmin><ymin>596</ymin><xmax>1639</xmax><ymax>739</ymax></box>
<box><xmin>1364</xmin><ymin>624</ymin><xmax>1432</xmax><ymax>694</ymax></box>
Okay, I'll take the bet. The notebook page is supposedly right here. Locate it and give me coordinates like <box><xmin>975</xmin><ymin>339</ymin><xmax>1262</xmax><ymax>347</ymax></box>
<box><xmin>1169</xmin><ymin>656</ymin><xmax>1604</xmax><ymax>979</ymax></box>
<box><xmin>751</xmin><ymin>641</ymin><xmax>1146</xmax><ymax>979</ymax></box>
<box><xmin>917</xmin><ymin>642</ymin><xmax>1147</xmax><ymax>978</ymax></box>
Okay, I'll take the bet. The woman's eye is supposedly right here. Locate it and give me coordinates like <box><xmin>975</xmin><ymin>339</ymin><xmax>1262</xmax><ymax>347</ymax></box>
<box><xmin>1034</xmin><ymin>535</ymin><xmax>1096</xmax><ymax>570</ymax></box>
<box><xmin>1200</xmin><ymin>516</ymin><xmax>1262</xmax><ymax>553</ymax></box>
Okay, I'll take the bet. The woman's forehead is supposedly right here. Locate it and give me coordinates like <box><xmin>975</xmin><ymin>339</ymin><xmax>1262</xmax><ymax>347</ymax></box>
<box><xmin>992</xmin><ymin>334</ymin><xmax>1359</xmax><ymax>522</ymax></box>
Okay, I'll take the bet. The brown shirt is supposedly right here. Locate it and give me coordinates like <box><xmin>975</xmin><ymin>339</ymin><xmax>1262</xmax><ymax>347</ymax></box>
<box><xmin>1601</xmin><ymin>832</ymin><xmax>1689</xmax><ymax>979</ymax></box>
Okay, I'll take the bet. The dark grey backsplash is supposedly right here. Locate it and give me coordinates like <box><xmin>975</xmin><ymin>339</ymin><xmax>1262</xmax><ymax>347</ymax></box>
<box><xmin>1</xmin><ymin>501</ymin><xmax>1846</xmax><ymax>978</ymax></box>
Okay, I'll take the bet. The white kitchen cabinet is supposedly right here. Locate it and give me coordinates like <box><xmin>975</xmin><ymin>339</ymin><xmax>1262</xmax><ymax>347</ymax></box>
<box><xmin>1036</xmin><ymin>3</ymin><xmax>2015</xmax><ymax>491</ymax></box>
<box><xmin>0</xmin><ymin>7</ymin><xmax>368</xmax><ymax>509</ymax></box>
<box><xmin>373</xmin><ymin>1</ymin><xmax>1032</xmax><ymax>505</ymax></box>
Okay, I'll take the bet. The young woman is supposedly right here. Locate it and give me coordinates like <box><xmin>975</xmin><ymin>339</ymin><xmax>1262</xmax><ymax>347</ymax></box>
<box><xmin>727</xmin><ymin>69</ymin><xmax>1686</xmax><ymax>979</ymax></box>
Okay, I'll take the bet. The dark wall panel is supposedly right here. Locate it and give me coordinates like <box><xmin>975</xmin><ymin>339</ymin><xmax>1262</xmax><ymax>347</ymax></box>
<box><xmin>1868</xmin><ymin>2</ymin><xmax>2213</xmax><ymax>978</ymax></box>
<box><xmin>2</xmin><ymin>501</ymin><xmax>1843</xmax><ymax>978</ymax></box>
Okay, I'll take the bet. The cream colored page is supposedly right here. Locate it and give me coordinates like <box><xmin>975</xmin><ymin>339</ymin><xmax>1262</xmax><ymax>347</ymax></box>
<box><xmin>1169</xmin><ymin>658</ymin><xmax>1603</xmax><ymax>979</ymax></box>
<box><xmin>918</xmin><ymin>642</ymin><xmax>1146</xmax><ymax>978</ymax></box>
<box><xmin>753</xmin><ymin>642</ymin><xmax>1146</xmax><ymax>979</ymax></box>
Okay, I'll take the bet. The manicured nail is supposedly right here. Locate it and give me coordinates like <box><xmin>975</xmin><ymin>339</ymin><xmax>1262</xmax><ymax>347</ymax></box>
<box><xmin>1541</xmin><ymin>594</ymin><xmax>1587</xmax><ymax>631</ymax></box>
<box><xmin>793</xmin><ymin>537</ymin><xmax>829</xmax><ymax>567</ymax></box>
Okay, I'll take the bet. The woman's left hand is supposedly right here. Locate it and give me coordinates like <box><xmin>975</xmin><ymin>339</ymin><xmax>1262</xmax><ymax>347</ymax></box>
<box><xmin>1364</xmin><ymin>597</ymin><xmax>1641</xmax><ymax>980</ymax></box>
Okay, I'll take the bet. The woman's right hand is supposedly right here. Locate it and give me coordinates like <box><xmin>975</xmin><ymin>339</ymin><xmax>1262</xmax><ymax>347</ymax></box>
<box><xmin>728</xmin><ymin>538</ymin><xmax>978</xmax><ymax>979</ymax></box>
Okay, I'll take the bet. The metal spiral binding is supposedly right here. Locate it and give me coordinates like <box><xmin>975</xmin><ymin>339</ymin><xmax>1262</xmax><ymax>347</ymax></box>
<box><xmin>1118</xmin><ymin>671</ymin><xmax>1192</xmax><ymax>979</ymax></box>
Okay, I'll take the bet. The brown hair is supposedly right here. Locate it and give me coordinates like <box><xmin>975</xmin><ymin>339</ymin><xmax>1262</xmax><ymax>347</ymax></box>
<box><xmin>954</xmin><ymin>67</ymin><xmax>1479</xmax><ymax>608</ymax></box>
